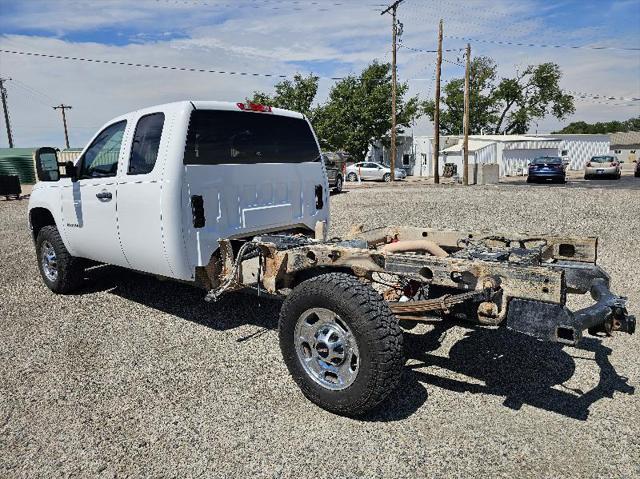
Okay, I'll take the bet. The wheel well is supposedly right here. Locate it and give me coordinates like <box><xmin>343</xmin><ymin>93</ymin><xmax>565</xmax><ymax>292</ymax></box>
<box><xmin>288</xmin><ymin>266</ymin><xmax>356</xmax><ymax>289</ymax></box>
<box><xmin>30</xmin><ymin>208</ymin><xmax>56</xmax><ymax>241</ymax></box>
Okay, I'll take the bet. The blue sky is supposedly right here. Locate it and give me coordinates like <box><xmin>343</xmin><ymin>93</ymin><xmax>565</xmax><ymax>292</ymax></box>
<box><xmin>0</xmin><ymin>0</ymin><xmax>638</xmax><ymax>147</ymax></box>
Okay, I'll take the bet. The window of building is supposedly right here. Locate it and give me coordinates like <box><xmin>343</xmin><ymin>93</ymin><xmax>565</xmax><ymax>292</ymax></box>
<box><xmin>402</xmin><ymin>154</ymin><xmax>410</xmax><ymax>166</ymax></box>
<box><xmin>129</xmin><ymin>113</ymin><xmax>165</xmax><ymax>175</ymax></box>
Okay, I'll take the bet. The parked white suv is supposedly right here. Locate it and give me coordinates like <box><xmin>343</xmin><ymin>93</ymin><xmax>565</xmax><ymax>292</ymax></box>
<box><xmin>29</xmin><ymin>101</ymin><xmax>329</xmax><ymax>293</ymax></box>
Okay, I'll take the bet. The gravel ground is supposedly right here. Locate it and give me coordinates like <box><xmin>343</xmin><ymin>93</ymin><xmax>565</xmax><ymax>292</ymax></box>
<box><xmin>1</xmin><ymin>177</ymin><xmax>639</xmax><ymax>478</ymax></box>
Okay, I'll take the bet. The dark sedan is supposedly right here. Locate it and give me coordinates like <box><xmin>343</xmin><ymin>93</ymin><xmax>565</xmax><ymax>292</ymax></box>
<box><xmin>527</xmin><ymin>156</ymin><xmax>566</xmax><ymax>184</ymax></box>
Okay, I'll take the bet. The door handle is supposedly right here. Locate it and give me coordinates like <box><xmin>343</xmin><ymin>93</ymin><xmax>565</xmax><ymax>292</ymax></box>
<box><xmin>96</xmin><ymin>191</ymin><xmax>112</xmax><ymax>200</ymax></box>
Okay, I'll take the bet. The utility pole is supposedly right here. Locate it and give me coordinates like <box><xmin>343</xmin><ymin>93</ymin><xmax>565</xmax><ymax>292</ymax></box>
<box><xmin>462</xmin><ymin>43</ymin><xmax>471</xmax><ymax>186</ymax></box>
<box><xmin>433</xmin><ymin>19</ymin><xmax>443</xmax><ymax>184</ymax></box>
<box><xmin>53</xmin><ymin>104</ymin><xmax>72</xmax><ymax>149</ymax></box>
<box><xmin>0</xmin><ymin>78</ymin><xmax>14</xmax><ymax>148</ymax></box>
<box><xmin>381</xmin><ymin>0</ymin><xmax>404</xmax><ymax>183</ymax></box>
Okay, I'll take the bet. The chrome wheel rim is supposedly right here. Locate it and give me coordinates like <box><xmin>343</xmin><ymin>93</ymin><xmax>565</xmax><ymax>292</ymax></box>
<box><xmin>336</xmin><ymin>177</ymin><xmax>343</xmax><ymax>191</ymax></box>
<box><xmin>295</xmin><ymin>308</ymin><xmax>359</xmax><ymax>390</ymax></box>
<box><xmin>41</xmin><ymin>240</ymin><xmax>58</xmax><ymax>282</ymax></box>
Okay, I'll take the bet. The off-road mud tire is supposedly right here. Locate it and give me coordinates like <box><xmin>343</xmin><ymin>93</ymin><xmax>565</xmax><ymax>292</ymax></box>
<box><xmin>279</xmin><ymin>273</ymin><xmax>404</xmax><ymax>416</ymax></box>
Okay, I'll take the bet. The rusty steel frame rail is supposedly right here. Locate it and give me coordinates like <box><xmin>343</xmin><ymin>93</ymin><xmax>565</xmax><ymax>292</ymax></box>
<box><xmin>205</xmin><ymin>226</ymin><xmax>634</xmax><ymax>345</ymax></box>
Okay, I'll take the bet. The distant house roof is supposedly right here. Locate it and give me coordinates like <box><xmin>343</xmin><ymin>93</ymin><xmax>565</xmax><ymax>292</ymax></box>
<box><xmin>442</xmin><ymin>134</ymin><xmax>561</xmax><ymax>153</ymax></box>
<box><xmin>467</xmin><ymin>134</ymin><xmax>559</xmax><ymax>143</ymax></box>
<box><xmin>609</xmin><ymin>131</ymin><xmax>640</xmax><ymax>149</ymax></box>
<box><xmin>442</xmin><ymin>140</ymin><xmax>495</xmax><ymax>154</ymax></box>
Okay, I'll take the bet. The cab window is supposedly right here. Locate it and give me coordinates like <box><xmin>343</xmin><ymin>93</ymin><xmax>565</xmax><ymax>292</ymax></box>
<box><xmin>129</xmin><ymin>113</ymin><xmax>165</xmax><ymax>175</ymax></box>
<box><xmin>79</xmin><ymin>121</ymin><xmax>127</xmax><ymax>178</ymax></box>
<box><xmin>184</xmin><ymin>110</ymin><xmax>319</xmax><ymax>165</ymax></box>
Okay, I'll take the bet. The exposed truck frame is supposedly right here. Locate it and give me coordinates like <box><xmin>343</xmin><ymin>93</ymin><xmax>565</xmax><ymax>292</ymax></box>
<box><xmin>211</xmin><ymin>225</ymin><xmax>635</xmax><ymax>345</ymax></box>
<box><xmin>199</xmin><ymin>223</ymin><xmax>635</xmax><ymax>414</ymax></box>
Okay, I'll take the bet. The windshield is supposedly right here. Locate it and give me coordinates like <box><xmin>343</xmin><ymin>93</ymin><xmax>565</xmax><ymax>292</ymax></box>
<box><xmin>531</xmin><ymin>157</ymin><xmax>562</xmax><ymax>165</ymax></box>
<box><xmin>590</xmin><ymin>156</ymin><xmax>615</xmax><ymax>163</ymax></box>
<box><xmin>184</xmin><ymin>110</ymin><xmax>319</xmax><ymax>165</ymax></box>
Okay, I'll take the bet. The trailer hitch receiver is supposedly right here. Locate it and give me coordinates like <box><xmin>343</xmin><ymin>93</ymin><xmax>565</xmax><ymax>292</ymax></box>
<box><xmin>506</xmin><ymin>278</ymin><xmax>635</xmax><ymax>345</ymax></box>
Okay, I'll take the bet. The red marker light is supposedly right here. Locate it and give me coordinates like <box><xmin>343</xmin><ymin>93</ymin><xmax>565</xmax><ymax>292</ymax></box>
<box><xmin>237</xmin><ymin>101</ymin><xmax>272</xmax><ymax>112</ymax></box>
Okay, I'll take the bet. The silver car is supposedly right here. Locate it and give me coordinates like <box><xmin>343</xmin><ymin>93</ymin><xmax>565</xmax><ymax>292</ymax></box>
<box><xmin>345</xmin><ymin>162</ymin><xmax>406</xmax><ymax>182</ymax></box>
<box><xmin>584</xmin><ymin>155</ymin><xmax>621</xmax><ymax>180</ymax></box>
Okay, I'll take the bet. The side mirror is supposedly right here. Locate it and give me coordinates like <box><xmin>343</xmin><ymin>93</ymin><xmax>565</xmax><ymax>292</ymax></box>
<box><xmin>34</xmin><ymin>147</ymin><xmax>60</xmax><ymax>182</ymax></box>
<box><xmin>64</xmin><ymin>161</ymin><xmax>78</xmax><ymax>182</ymax></box>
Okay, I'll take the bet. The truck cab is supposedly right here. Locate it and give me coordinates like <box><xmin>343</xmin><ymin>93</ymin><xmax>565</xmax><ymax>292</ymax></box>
<box><xmin>29</xmin><ymin>101</ymin><xmax>329</xmax><ymax>289</ymax></box>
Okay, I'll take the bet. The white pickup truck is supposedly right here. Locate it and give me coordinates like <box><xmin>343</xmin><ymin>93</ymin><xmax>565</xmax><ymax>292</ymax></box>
<box><xmin>29</xmin><ymin>100</ymin><xmax>634</xmax><ymax>417</ymax></box>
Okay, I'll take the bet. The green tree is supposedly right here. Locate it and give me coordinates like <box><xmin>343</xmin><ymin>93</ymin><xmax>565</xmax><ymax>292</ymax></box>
<box><xmin>423</xmin><ymin>57</ymin><xmax>575</xmax><ymax>135</ymax></box>
<box><xmin>554</xmin><ymin>116</ymin><xmax>640</xmax><ymax>134</ymax></box>
<box><xmin>313</xmin><ymin>61</ymin><xmax>420</xmax><ymax>160</ymax></box>
<box><xmin>249</xmin><ymin>73</ymin><xmax>319</xmax><ymax>118</ymax></box>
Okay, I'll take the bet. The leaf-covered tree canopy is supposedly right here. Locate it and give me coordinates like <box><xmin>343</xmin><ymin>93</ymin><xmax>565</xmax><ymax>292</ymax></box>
<box><xmin>249</xmin><ymin>62</ymin><xmax>420</xmax><ymax>161</ymax></box>
<box><xmin>423</xmin><ymin>57</ymin><xmax>575</xmax><ymax>135</ymax></box>
<box><xmin>553</xmin><ymin>116</ymin><xmax>640</xmax><ymax>134</ymax></box>
<box><xmin>249</xmin><ymin>73</ymin><xmax>319</xmax><ymax>118</ymax></box>
<box><xmin>313</xmin><ymin>61</ymin><xmax>420</xmax><ymax>160</ymax></box>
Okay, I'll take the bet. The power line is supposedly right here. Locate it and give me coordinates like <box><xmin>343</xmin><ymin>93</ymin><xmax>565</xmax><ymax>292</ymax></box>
<box><xmin>444</xmin><ymin>34</ymin><xmax>640</xmax><ymax>52</ymax></box>
<box><xmin>398</xmin><ymin>40</ymin><xmax>464</xmax><ymax>54</ymax></box>
<box><xmin>156</xmin><ymin>0</ymin><xmax>383</xmax><ymax>12</ymax></box>
<box><xmin>0</xmin><ymin>48</ymin><xmax>345</xmax><ymax>80</ymax></box>
<box><xmin>12</xmin><ymin>78</ymin><xmax>56</xmax><ymax>103</ymax></box>
<box><xmin>565</xmin><ymin>89</ymin><xmax>639</xmax><ymax>103</ymax></box>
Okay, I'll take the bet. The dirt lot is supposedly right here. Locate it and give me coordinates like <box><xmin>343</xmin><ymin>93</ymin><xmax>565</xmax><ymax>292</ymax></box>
<box><xmin>1</xmin><ymin>177</ymin><xmax>639</xmax><ymax>478</ymax></box>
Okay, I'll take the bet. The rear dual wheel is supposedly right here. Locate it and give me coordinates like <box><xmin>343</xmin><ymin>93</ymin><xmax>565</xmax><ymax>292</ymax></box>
<box><xmin>279</xmin><ymin>273</ymin><xmax>404</xmax><ymax>416</ymax></box>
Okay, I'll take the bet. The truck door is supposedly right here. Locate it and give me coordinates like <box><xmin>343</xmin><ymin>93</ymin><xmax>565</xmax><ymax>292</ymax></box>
<box><xmin>60</xmin><ymin>120</ymin><xmax>130</xmax><ymax>267</ymax></box>
<box><xmin>116</xmin><ymin>112</ymin><xmax>172</xmax><ymax>277</ymax></box>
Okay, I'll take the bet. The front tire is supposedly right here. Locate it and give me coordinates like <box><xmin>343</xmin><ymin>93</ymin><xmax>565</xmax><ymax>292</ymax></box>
<box><xmin>383</xmin><ymin>173</ymin><xmax>391</xmax><ymax>182</ymax></box>
<box><xmin>36</xmin><ymin>225</ymin><xmax>84</xmax><ymax>294</ymax></box>
<box><xmin>279</xmin><ymin>273</ymin><xmax>404</xmax><ymax>416</ymax></box>
<box><xmin>347</xmin><ymin>172</ymin><xmax>358</xmax><ymax>182</ymax></box>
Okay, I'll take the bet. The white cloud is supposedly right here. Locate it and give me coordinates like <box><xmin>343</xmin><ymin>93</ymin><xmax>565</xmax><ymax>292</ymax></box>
<box><xmin>0</xmin><ymin>0</ymin><xmax>638</xmax><ymax>148</ymax></box>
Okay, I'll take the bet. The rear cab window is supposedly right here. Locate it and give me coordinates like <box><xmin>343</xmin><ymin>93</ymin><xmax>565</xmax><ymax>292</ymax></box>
<box><xmin>129</xmin><ymin>112</ymin><xmax>165</xmax><ymax>175</ymax></box>
<box><xmin>183</xmin><ymin>110</ymin><xmax>320</xmax><ymax>165</ymax></box>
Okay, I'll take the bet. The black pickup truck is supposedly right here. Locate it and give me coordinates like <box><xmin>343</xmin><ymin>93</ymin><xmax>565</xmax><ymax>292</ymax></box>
<box><xmin>322</xmin><ymin>152</ymin><xmax>345</xmax><ymax>193</ymax></box>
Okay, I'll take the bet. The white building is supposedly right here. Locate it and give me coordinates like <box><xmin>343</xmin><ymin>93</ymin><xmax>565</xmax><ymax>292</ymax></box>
<box><xmin>609</xmin><ymin>131</ymin><xmax>640</xmax><ymax>164</ymax></box>
<box><xmin>550</xmin><ymin>134</ymin><xmax>609</xmax><ymax>170</ymax></box>
<box><xmin>367</xmin><ymin>135</ymin><xmax>416</xmax><ymax>174</ymax></box>
<box><xmin>367</xmin><ymin>133</ymin><xmax>611</xmax><ymax>179</ymax></box>
<box><xmin>441</xmin><ymin>135</ymin><xmax>561</xmax><ymax>177</ymax></box>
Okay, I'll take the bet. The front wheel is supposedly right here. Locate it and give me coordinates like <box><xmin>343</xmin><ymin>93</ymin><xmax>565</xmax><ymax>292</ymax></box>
<box><xmin>383</xmin><ymin>173</ymin><xmax>391</xmax><ymax>182</ymax></box>
<box><xmin>36</xmin><ymin>225</ymin><xmax>84</xmax><ymax>294</ymax></box>
<box><xmin>347</xmin><ymin>172</ymin><xmax>358</xmax><ymax>182</ymax></box>
<box><xmin>279</xmin><ymin>273</ymin><xmax>404</xmax><ymax>416</ymax></box>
